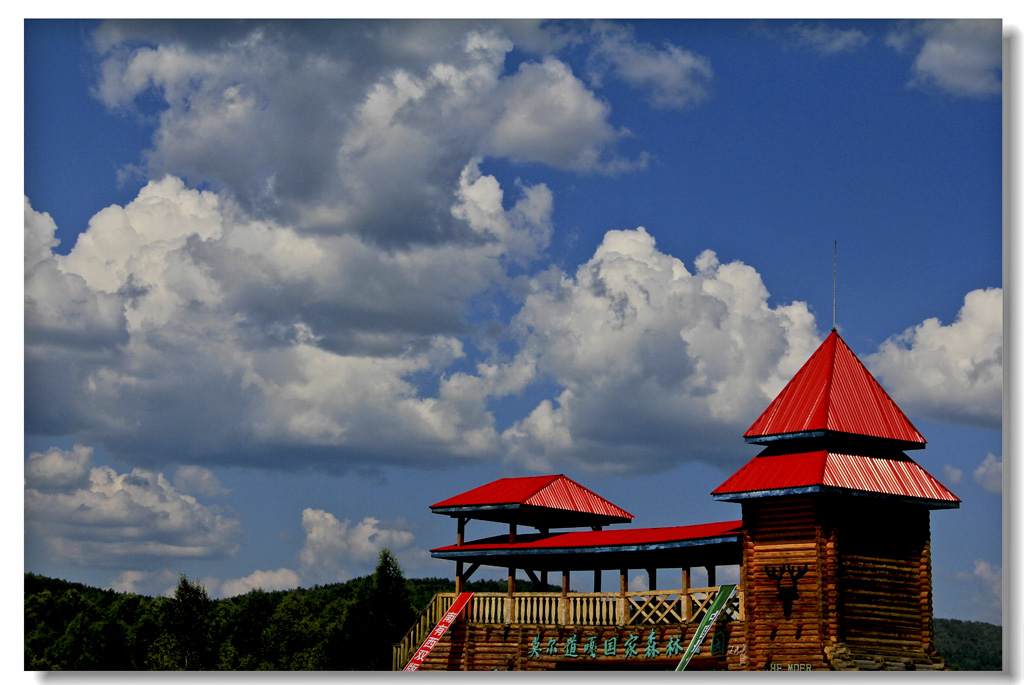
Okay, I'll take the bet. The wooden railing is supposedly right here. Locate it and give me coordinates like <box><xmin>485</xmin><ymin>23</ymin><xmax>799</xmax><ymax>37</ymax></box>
<box><xmin>393</xmin><ymin>587</ymin><xmax>743</xmax><ymax>669</ymax></box>
<box><xmin>392</xmin><ymin>593</ymin><xmax>457</xmax><ymax>671</ymax></box>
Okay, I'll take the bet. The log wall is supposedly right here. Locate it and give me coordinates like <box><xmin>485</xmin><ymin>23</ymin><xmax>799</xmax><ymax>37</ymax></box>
<box><xmin>741</xmin><ymin>496</ymin><xmax>830</xmax><ymax>671</ymax></box>
<box><xmin>741</xmin><ymin>494</ymin><xmax>943</xmax><ymax>671</ymax></box>
<box><xmin>416</xmin><ymin>621</ymin><xmax>747</xmax><ymax>671</ymax></box>
<box><xmin>832</xmin><ymin>500</ymin><xmax>934</xmax><ymax>656</ymax></box>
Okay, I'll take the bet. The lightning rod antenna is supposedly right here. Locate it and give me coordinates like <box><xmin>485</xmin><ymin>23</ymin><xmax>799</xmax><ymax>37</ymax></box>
<box><xmin>833</xmin><ymin>241</ymin><xmax>837</xmax><ymax>331</ymax></box>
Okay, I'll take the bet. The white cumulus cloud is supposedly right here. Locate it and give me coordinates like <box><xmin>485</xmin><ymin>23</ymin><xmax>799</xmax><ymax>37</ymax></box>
<box><xmin>217</xmin><ymin>568</ymin><xmax>301</xmax><ymax>598</ymax></box>
<box><xmin>866</xmin><ymin>288</ymin><xmax>1002</xmax><ymax>428</ymax></box>
<box><xmin>497</xmin><ymin>227</ymin><xmax>821</xmax><ymax>473</ymax></box>
<box><xmin>25</xmin><ymin>444</ymin><xmax>94</xmax><ymax>492</ymax></box>
<box><xmin>953</xmin><ymin>559</ymin><xmax>1002</xmax><ymax>624</ymax></box>
<box><xmin>587</xmin><ymin>20</ymin><xmax>714</xmax><ymax>109</ymax></box>
<box><xmin>174</xmin><ymin>465</ymin><xmax>230</xmax><ymax>497</ymax></box>
<box><xmin>90</xmin><ymin>20</ymin><xmax>647</xmax><ymax>233</ymax></box>
<box><xmin>973</xmin><ymin>453</ymin><xmax>1002</xmax><ymax>494</ymax></box>
<box><xmin>298</xmin><ymin>509</ymin><xmax>415</xmax><ymax>584</ymax></box>
<box><xmin>25</xmin><ymin>446</ymin><xmax>242</xmax><ymax>568</ymax></box>
<box><xmin>786</xmin><ymin>22</ymin><xmax>870</xmax><ymax>55</ymax></box>
<box><xmin>24</xmin><ymin>167</ymin><xmax>551</xmax><ymax>469</ymax></box>
<box><xmin>887</xmin><ymin>19</ymin><xmax>1002</xmax><ymax>98</ymax></box>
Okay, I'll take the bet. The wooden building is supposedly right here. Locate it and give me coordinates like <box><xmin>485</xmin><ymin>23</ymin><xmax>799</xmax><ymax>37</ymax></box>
<box><xmin>394</xmin><ymin>329</ymin><xmax>959</xmax><ymax>671</ymax></box>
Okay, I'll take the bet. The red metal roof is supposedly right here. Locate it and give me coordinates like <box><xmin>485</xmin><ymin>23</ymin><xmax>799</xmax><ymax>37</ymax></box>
<box><xmin>431</xmin><ymin>520</ymin><xmax>742</xmax><ymax>554</ymax></box>
<box><xmin>430</xmin><ymin>474</ymin><xmax>633</xmax><ymax>524</ymax></box>
<box><xmin>744</xmin><ymin>330</ymin><xmax>926</xmax><ymax>447</ymax></box>
<box><xmin>711</xmin><ymin>451</ymin><xmax>959</xmax><ymax>506</ymax></box>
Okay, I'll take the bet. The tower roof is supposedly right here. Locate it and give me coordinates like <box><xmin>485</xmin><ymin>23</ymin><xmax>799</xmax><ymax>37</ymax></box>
<box><xmin>430</xmin><ymin>474</ymin><xmax>633</xmax><ymax>528</ymax></box>
<box><xmin>711</xmin><ymin>449</ymin><xmax>960</xmax><ymax>507</ymax></box>
<box><xmin>744</xmin><ymin>329</ymin><xmax>926</xmax><ymax>449</ymax></box>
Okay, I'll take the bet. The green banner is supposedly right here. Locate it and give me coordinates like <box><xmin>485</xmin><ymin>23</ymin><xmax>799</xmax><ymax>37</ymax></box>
<box><xmin>675</xmin><ymin>584</ymin><xmax>737</xmax><ymax>671</ymax></box>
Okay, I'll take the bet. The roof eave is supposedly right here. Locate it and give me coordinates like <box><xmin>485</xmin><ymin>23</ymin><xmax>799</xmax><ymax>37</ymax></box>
<box><xmin>712</xmin><ymin>484</ymin><xmax>960</xmax><ymax>509</ymax></box>
<box><xmin>743</xmin><ymin>429</ymin><xmax>927</xmax><ymax>450</ymax></box>
<box><xmin>431</xmin><ymin>534</ymin><xmax>743</xmax><ymax>559</ymax></box>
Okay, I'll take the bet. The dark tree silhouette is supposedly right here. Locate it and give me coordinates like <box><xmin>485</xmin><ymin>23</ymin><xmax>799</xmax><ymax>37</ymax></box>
<box><xmin>336</xmin><ymin>548</ymin><xmax>415</xmax><ymax>670</ymax></box>
<box><xmin>165</xmin><ymin>574</ymin><xmax>212</xmax><ymax>669</ymax></box>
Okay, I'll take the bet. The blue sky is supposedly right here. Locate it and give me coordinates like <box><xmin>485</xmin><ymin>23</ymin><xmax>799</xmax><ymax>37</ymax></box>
<box><xmin>22</xmin><ymin>18</ymin><xmax>1005</xmax><ymax>625</ymax></box>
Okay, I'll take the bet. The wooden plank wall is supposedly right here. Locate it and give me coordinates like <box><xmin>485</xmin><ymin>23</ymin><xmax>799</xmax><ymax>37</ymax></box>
<box><xmin>742</xmin><ymin>496</ymin><xmax>830</xmax><ymax>670</ymax></box>
<box><xmin>836</xmin><ymin>502</ymin><xmax>932</xmax><ymax>655</ymax></box>
<box><xmin>417</xmin><ymin>622</ymin><xmax>746</xmax><ymax>671</ymax></box>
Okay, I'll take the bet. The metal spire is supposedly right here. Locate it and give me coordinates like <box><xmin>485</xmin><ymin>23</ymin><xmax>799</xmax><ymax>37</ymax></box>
<box><xmin>833</xmin><ymin>241</ymin><xmax>837</xmax><ymax>332</ymax></box>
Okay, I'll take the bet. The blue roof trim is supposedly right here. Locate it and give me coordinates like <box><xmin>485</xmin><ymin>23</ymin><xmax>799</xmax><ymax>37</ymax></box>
<box><xmin>744</xmin><ymin>430</ymin><xmax>826</xmax><ymax>444</ymax></box>
<box><xmin>431</xmin><ymin>534</ymin><xmax>742</xmax><ymax>560</ymax></box>
<box><xmin>431</xmin><ymin>503</ymin><xmax>521</xmax><ymax>514</ymax></box>
<box><xmin>744</xmin><ymin>429</ymin><xmax>926</xmax><ymax>450</ymax></box>
<box><xmin>712</xmin><ymin>484</ymin><xmax>960</xmax><ymax>509</ymax></box>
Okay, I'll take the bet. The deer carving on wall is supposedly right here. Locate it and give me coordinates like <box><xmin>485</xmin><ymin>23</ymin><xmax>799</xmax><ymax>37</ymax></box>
<box><xmin>765</xmin><ymin>564</ymin><xmax>808</xmax><ymax>618</ymax></box>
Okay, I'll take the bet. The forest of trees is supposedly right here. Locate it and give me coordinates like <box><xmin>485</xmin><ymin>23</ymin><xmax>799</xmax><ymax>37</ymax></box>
<box><xmin>25</xmin><ymin>555</ymin><xmax>1001</xmax><ymax>671</ymax></box>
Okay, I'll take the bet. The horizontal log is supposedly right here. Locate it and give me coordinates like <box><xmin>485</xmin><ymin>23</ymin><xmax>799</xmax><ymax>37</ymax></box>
<box><xmin>750</xmin><ymin>540</ymin><xmax>818</xmax><ymax>551</ymax></box>
<box><xmin>843</xmin><ymin>553</ymin><xmax>922</xmax><ymax>565</ymax></box>
<box><xmin>842</xmin><ymin>601</ymin><xmax>923</xmax><ymax>613</ymax></box>
<box><xmin>842</xmin><ymin>559</ymin><xmax>919</xmax><ymax>569</ymax></box>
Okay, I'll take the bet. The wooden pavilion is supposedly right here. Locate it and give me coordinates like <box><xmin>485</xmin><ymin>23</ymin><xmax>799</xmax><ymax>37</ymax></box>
<box><xmin>394</xmin><ymin>329</ymin><xmax>959</xmax><ymax>671</ymax></box>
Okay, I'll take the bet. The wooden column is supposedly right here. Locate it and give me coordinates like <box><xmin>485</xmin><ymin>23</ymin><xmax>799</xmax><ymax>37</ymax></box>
<box><xmin>647</xmin><ymin>567</ymin><xmax>657</xmax><ymax>592</ymax></box>
<box><xmin>456</xmin><ymin>560</ymin><xmax>464</xmax><ymax>594</ymax></box>
<box><xmin>682</xmin><ymin>567</ymin><xmax>692</xmax><ymax>621</ymax></box>
<box><xmin>507</xmin><ymin>567</ymin><xmax>516</xmax><ymax>624</ymax></box>
<box><xmin>594</xmin><ymin>569</ymin><xmax>602</xmax><ymax>593</ymax></box>
<box><xmin>457</xmin><ymin>517</ymin><xmax>466</xmax><ymax>546</ymax></box>
<box><xmin>509</xmin><ymin>523</ymin><xmax>517</xmax><ymax>544</ymax></box>
<box><xmin>561</xmin><ymin>570</ymin><xmax>571</xmax><ymax>625</ymax></box>
<box><xmin>618</xmin><ymin>569</ymin><xmax>628</xmax><ymax>625</ymax></box>
<box><xmin>540</xmin><ymin>570</ymin><xmax>548</xmax><ymax>589</ymax></box>
<box><xmin>706</xmin><ymin>565</ymin><xmax>716</xmax><ymax>587</ymax></box>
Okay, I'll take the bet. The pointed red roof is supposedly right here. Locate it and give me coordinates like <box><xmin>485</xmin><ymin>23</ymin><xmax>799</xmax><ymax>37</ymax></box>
<box><xmin>744</xmin><ymin>330</ymin><xmax>926</xmax><ymax>448</ymax></box>
<box><xmin>431</xmin><ymin>474</ymin><xmax>633</xmax><ymax>528</ymax></box>
<box><xmin>712</xmin><ymin>450</ymin><xmax>959</xmax><ymax>507</ymax></box>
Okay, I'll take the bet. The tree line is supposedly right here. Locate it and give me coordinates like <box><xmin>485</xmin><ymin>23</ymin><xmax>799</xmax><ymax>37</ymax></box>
<box><xmin>26</xmin><ymin>549</ymin><xmax>420</xmax><ymax>670</ymax></box>
<box><xmin>25</xmin><ymin>554</ymin><xmax>1000</xmax><ymax>671</ymax></box>
<box><xmin>25</xmin><ymin>550</ymin><xmax>545</xmax><ymax>671</ymax></box>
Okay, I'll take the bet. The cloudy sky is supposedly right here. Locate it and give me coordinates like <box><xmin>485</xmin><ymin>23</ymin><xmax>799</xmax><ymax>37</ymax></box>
<box><xmin>22</xmin><ymin>18</ymin><xmax>1005</xmax><ymax>625</ymax></box>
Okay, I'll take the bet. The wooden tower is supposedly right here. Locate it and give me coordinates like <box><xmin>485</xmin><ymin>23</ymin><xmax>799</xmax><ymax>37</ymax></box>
<box><xmin>712</xmin><ymin>329</ymin><xmax>959</xmax><ymax>671</ymax></box>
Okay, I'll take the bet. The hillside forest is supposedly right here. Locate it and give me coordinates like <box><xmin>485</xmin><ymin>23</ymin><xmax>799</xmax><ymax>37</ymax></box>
<box><xmin>24</xmin><ymin>549</ymin><xmax>1001</xmax><ymax>671</ymax></box>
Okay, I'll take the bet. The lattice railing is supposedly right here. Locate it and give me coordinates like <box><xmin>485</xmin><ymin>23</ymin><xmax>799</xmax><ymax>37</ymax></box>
<box><xmin>394</xmin><ymin>587</ymin><xmax>744</xmax><ymax>668</ymax></box>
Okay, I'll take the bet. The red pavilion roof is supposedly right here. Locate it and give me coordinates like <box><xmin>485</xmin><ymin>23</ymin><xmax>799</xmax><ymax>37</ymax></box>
<box><xmin>431</xmin><ymin>474</ymin><xmax>633</xmax><ymax>528</ymax></box>
<box><xmin>744</xmin><ymin>330</ymin><xmax>926</xmax><ymax>448</ymax></box>
<box><xmin>712</xmin><ymin>450</ymin><xmax>959</xmax><ymax>507</ymax></box>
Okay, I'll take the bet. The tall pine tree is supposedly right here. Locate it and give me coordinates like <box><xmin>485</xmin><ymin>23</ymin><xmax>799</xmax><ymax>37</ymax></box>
<box><xmin>335</xmin><ymin>548</ymin><xmax>415</xmax><ymax>670</ymax></box>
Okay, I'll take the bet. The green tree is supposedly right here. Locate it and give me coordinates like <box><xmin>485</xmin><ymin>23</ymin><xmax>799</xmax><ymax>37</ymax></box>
<box><xmin>336</xmin><ymin>548</ymin><xmax>415</xmax><ymax>670</ymax></box>
<box><xmin>163</xmin><ymin>574</ymin><xmax>212</xmax><ymax>670</ymax></box>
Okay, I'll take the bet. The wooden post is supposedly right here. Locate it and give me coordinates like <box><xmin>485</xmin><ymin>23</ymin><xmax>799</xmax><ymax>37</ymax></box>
<box><xmin>456</xmin><ymin>560</ymin><xmax>464</xmax><ymax>594</ymax></box>
<box><xmin>510</xmin><ymin>522</ymin><xmax>517</xmax><ymax>544</ymax></box>
<box><xmin>540</xmin><ymin>570</ymin><xmax>548</xmax><ymax>589</ymax></box>
<box><xmin>594</xmin><ymin>569</ymin><xmax>602</xmax><ymax>593</ymax></box>
<box><xmin>706</xmin><ymin>565</ymin><xmax>716</xmax><ymax>587</ymax></box>
<box><xmin>507</xmin><ymin>567</ymin><xmax>516</xmax><ymax>624</ymax></box>
<box><xmin>618</xmin><ymin>569</ymin><xmax>628</xmax><ymax>625</ymax></box>
<box><xmin>682</xmin><ymin>567</ymin><xmax>692</xmax><ymax>621</ymax></box>
<box><xmin>647</xmin><ymin>567</ymin><xmax>657</xmax><ymax>592</ymax></box>
<box><xmin>561</xmin><ymin>570</ymin><xmax>570</xmax><ymax>625</ymax></box>
<box><xmin>457</xmin><ymin>517</ymin><xmax>466</xmax><ymax>546</ymax></box>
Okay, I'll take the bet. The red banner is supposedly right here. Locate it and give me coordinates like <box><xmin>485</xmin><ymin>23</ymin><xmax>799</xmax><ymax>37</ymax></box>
<box><xmin>403</xmin><ymin>592</ymin><xmax>474</xmax><ymax>671</ymax></box>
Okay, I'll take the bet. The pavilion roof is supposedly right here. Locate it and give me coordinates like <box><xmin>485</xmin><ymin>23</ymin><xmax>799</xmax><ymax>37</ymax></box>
<box><xmin>744</xmin><ymin>329</ymin><xmax>926</xmax><ymax>449</ymax></box>
<box><xmin>431</xmin><ymin>474</ymin><xmax>633</xmax><ymax>528</ymax></box>
<box><xmin>431</xmin><ymin>520</ymin><xmax>743</xmax><ymax>571</ymax></box>
<box><xmin>712</xmin><ymin>449</ymin><xmax>960</xmax><ymax>508</ymax></box>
